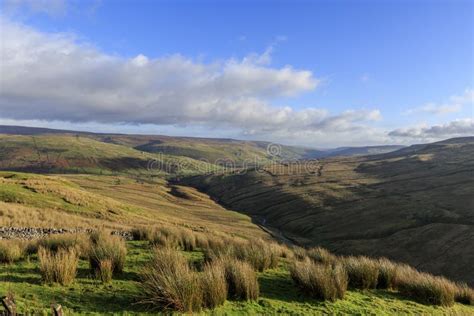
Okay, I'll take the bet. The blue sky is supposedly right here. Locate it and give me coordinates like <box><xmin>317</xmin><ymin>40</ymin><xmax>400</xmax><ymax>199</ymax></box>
<box><xmin>0</xmin><ymin>0</ymin><xmax>473</xmax><ymax>146</ymax></box>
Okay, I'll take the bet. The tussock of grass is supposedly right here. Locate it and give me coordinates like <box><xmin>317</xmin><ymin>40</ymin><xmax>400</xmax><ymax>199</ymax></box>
<box><xmin>95</xmin><ymin>259</ymin><xmax>113</xmax><ymax>283</ymax></box>
<box><xmin>38</xmin><ymin>247</ymin><xmax>78</xmax><ymax>285</ymax></box>
<box><xmin>455</xmin><ymin>283</ymin><xmax>474</xmax><ymax>305</ymax></box>
<box><xmin>0</xmin><ymin>240</ymin><xmax>24</xmax><ymax>263</ymax></box>
<box><xmin>88</xmin><ymin>230</ymin><xmax>127</xmax><ymax>274</ymax></box>
<box><xmin>342</xmin><ymin>256</ymin><xmax>379</xmax><ymax>290</ymax></box>
<box><xmin>217</xmin><ymin>256</ymin><xmax>260</xmax><ymax>301</ymax></box>
<box><xmin>306</xmin><ymin>247</ymin><xmax>338</xmax><ymax>265</ymax></box>
<box><xmin>292</xmin><ymin>246</ymin><xmax>307</xmax><ymax>260</ymax></box>
<box><xmin>139</xmin><ymin>247</ymin><xmax>202</xmax><ymax>312</ymax></box>
<box><xmin>201</xmin><ymin>262</ymin><xmax>228</xmax><ymax>308</ymax></box>
<box><xmin>290</xmin><ymin>258</ymin><xmax>347</xmax><ymax>301</ymax></box>
<box><xmin>396</xmin><ymin>270</ymin><xmax>456</xmax><ymax>306</ymax></box>
<box><xmin>28</xmin><ymin>234</ymin><xmax>89</xmax><ymax>258</ymax></box>
<box><xmin>376</xmin><ymin>258</ymin><xmax>398</xmax><ymax>289</ymax></box>
<box><xmin>233</xmin><ymin>239</ymin><xmax>280</xmax><ymax>272</ymax></box>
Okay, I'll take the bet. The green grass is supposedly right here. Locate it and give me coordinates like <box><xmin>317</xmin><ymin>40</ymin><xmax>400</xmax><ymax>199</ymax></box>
<box><xmin>0</xmin><ymin>241</ymin><xmax>472</xmax><ymax>315</ymax></box>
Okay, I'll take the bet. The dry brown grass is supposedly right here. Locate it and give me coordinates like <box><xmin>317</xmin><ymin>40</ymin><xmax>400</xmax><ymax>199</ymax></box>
<box><xmin>455</xmin><ymin>283</ymin><xmax>474</xmax><ymax>305</ymax></box>
<box><xmin>292</xmin><ymin>246</ymin><xmax>307</xmax><ymax>260</ymax></box>
<box><xmin>233</xmin><ymin>239</ymin><xmax>279</xmax><ymax>272</ymax></box>
<box><xmin>28</xmin><ymin>233</ymin><xmax>89</xmax><ymax>258</ymax></box>
<box><xmin>139</xmin><ymin>247</ymin><xmax>202</xmax><ymax>312</ymax></box>
<box><xmin>376</xmin><ymin>258</ymin><xmax>398</xmax><ymax>289</ymax></box>
<box><xmin>38</xmin><ymin>247</ymin><xmax>78</xmax><ymax>285</ymax></box>
<box><xmin>88</xmin><ymin>230</ymin><xmax>127</xmax><ymax>274</ymax></box>
<box><xmin>201</xmin><ymin>262</ymin><xmax>228</xmax><ymax>309</ymax></box>
<box><xmin>342</xmin><ymin>256</ymin><xmax>379</xmax><ymax>290</ymax></box>
<box><xmin>217</xmin><ymin>256</ymin><xmax>259</xmax><ymax>301</ymax></box>
<box><xmin>306</xmin><ymin>247</ymin><xmax>338</xmax><ymax>265</ymax></box>
<box><xmin>290</xmin><ymin>258</ymin><xmax>347</xmax><ymax>301</ymax></box>
<box><xmin>95</xmin><ymin>259</ymin><xmax>113</xmax><ymax>284</ymax></box>
<box><xmin>0</xmin><ymin>239</ymin><xmax>24</xmax><ymax>263</ymax></box>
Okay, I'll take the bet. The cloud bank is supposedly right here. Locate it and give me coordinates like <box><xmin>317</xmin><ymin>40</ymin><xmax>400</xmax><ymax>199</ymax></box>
<box><xmin>389</xmin><ymin>119</ymin><xmax>474</xmax><ymax>140</ymax></box>
<box><xmin>0</xmin><ymin>17</ymin><xmax>472</xmax><ymax>146</ymax></box>
<box><xmin>0</xmin><ymin>18</ymin><xmax>390</xmax><ymax>145</ymax></box>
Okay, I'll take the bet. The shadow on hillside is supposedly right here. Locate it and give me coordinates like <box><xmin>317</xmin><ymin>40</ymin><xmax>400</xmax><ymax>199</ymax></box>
<box><xmin>99</xmin><ymin>157</ymin><xmax>149</xmax><ymax>171</ymax></box>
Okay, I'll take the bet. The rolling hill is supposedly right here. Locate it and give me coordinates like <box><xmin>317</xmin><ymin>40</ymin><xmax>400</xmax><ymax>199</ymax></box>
<box><xmin>0</xmin><ymin>125</ymin><xmax>404</xmax><ymax>166</ymax></box>
<box><xmin>182</xmin><ymin>137</ymin><xmax>474</xmax><ymax>286</ymax></box>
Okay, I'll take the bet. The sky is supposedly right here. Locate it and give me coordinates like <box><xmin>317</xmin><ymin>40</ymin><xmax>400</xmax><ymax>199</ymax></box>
<box><xmin>0</xmin><ymin>0</ymin><xmax>473</xmax><ymax>147</ymax></box>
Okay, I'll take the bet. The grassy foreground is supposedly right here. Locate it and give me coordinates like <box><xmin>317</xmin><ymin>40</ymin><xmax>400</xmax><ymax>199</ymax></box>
<box><xmin>1</xmin><ymin>241</ymin><xmax>472</xmax><ymax>315</ymax></box>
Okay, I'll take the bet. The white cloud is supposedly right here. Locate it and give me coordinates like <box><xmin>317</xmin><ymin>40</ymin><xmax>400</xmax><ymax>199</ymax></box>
<box><xmin>0</xmin><ymin>17</ymin><xmax>387</xmax><ymax>146</ymax></box>
<box><xmin>405</xmin><ymin>89</ymin><xmax>474</xmax><ymax>115</ymax></box>
<box><xmin>388</xmin><ymin>119</ymin><xmax>474</xmax><ymax>140</ymax></box>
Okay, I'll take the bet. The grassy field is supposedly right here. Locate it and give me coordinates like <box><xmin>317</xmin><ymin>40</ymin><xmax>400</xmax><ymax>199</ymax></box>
<box><xmin>183</xmin><ymin>137</ymin><xmax>474</xmax><ymax>286</ymax></box>
<box><xmin>1</xmin><ymin>240</ymin><xmax>473</xmax><ymax>315</ymax></box>
<box><xmin>0</xmin><ymin>171</ymin><xmax>268</xmax><ymax>241</ymax></box>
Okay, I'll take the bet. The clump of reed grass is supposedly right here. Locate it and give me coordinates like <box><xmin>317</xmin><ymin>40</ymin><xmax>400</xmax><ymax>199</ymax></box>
<box><xmin>454</xmin><ymin>283</ymin><xmax>474</xmax><ymax>305</ymax></box>
<box><xmin>139</xmin><ymin>247</ymin><xmax>202</xmax><ymax>312</ymax></box>
<box><xmin>342</xmin><ymin>256</ymin><xmax>379</xmax><ymax>290</ymax></box>
<box><xmin>290</xmin><ymin>258</ymin><xmax>347</xmax><ymax>301</ymax></box>
<box><xmin>217</xmin><ymin>256</ymin><xmax>260</xmax><ymax>301</ymax></box>
<box><xmin>95</xmin><ymin>259</ymin><xmax>113</xmax><ymax>284</ymax></box>
<box><xmin>38</xmin><ymin>247</ymin><xmax>78</xmax><ymax>285</ymax></box>
<box><xmin>0</xmin><ymin>240</ymin><xmax>24</xmax><ymax>263</ymax></box>
<box><xmin>306</xmin><ymin>247</ymin><xmax>338</xmax><ymax>265</ymax></box>
<box><xmin>88</xmin><ymin>230</ymin><xmax>127</xmax><ymax>274</ymax></box>
<box><xmin>201</xmin><ymin>262</ymin><xmax>227</xmax><ymax>308</ymax></box>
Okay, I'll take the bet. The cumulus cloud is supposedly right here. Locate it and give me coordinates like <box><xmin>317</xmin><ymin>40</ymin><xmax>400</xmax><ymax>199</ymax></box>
<box><xmin>404</xmin><ymin>89</ymin><xmax>474</xmax><ymax>115</ymax></box>
<box><xmin>388</xmin><ymin>119</ymin><xmax>474</xmax><ymax>140</ymax></box>
<box><xmin>0</xmin><ymin>17</ymin><xmax>385</xmax><ymax>145</ymax></box>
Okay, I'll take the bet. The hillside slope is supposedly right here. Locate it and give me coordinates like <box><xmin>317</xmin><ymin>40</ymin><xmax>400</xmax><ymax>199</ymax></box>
<box><xmin>182</xmin><ymin>137</ymin><xmax>474</xmax><ymax>285</ymax></box>
<box><xmin>0</xmin><ymin>134</ymin><xmax>216</xmax><ymax>176</ymax></box>
<box><xmin>0</xmin><ymin>171</ymin><xmax>267</xmax><ymax>239</ymax></box>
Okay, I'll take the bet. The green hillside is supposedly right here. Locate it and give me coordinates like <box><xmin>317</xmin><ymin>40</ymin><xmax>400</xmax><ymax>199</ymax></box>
<box><xmin>0</xmin><ymin>134</ymin><xmax>217</xmax><ymax>176</ymax></box>
<box><xmin>182</xmin><ymin>137</ymin><xmax>474</xmax><ymax>286</ymax></box>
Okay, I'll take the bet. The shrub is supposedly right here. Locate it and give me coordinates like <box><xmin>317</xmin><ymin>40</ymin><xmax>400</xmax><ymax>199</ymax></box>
<box><xmin>290</xmin><ymin>258</ymin><xmax>347</xmax><ymax>301</ymax></box>
<box><xmin>306</xmin><ymin>247</ymin><xmax>338</xmax><ymax>265</ymax></box>
<box><xmin>139</xmin><ymin>248</ymin><xmax>202</xmax><ymax>312</ymax></box>
<box><xmin>455</xmin><ymin>283</ymin><xmax>474</xmax><ymax>305</ymax></box>
<box><xmin>0</xmin><ymin>240</ymin><xmax>24</xmax><ymax>263</ymax></box>
<box><xmin>218</xmin><ymin>257</ymin><xmax>259</xmax><ymax>301</ymax></box>
<box><xmin>88</xmin><ymin>230</ymin><xmax>127</xmax><ymax>274</ymax></box>
<box><xmin>95</xmin><ymin>259</ymin><xmax>113</xmax><ymax>283</ymax></box>
<box><xmin>38</xmin><ymin>247</ymin><xmax>78</xmax><ymax>285</ymax></box>
<box><xmin>201</xmin><ymin>262</ymin><xmax>227</xmax><ymax>308</ymax></box>
<box><xmin>343</xmin><ymin>256</ymin><xmax>379</xmax><ymax>289</ymax></box>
